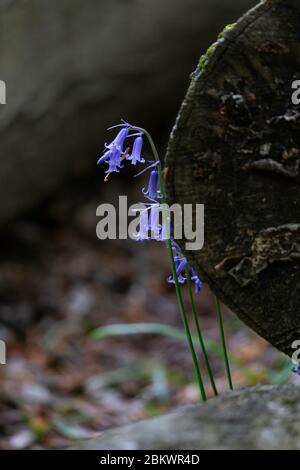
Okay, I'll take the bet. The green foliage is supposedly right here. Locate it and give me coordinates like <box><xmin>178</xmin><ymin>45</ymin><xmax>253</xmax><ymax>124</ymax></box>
<box><xmin>91</xmin><ymin>322</ymin><xmax>291</xmax><ymax>385</ymax></box>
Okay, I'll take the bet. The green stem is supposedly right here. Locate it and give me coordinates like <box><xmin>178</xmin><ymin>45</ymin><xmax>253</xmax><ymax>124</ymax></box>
<box><xmin>186</xmin><ymin>271</ymin><xmax>218</xmax><ymax>396</ymax></box>
<box><xmin>136</xmin><ymin>126</ymin><xmax>206</xmax><ymax>402</ymax></box>
<box><xmin>165</xmin><ymin>239</ymin><xmax>207</xmax><ymax>402</ymax></box>
<box><xmin>213</xmin><ymin>295</ymin><xmax>233</xmax><ymax>390</ymax></box>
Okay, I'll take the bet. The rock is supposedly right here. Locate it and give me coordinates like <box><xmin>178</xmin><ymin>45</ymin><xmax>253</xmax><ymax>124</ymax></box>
<box><xmin>68</xmin><ymin>384</ymin><xmax>300</xmax><ymax>450</ymax></box>
<box><xmin>0</xmin><ymin>0</ymin><xmax>256</xmax><ymax>223</ymax></box>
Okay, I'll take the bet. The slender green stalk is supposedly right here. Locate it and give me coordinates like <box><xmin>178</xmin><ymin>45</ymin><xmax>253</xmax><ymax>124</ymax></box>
<box><xmin>213</xmin><ymin>295</ymin><xmax>233</xmax><ymax>390</ymax></box>
<box><xmin>186</xmin><ymin>270</ymin><xmax>218</xmax><ymax>396</ymax></box>
<box><xmin>165</xmin><ymin>242</ymin><xmax>206</xmax><ymax>401</ymax></box>
<box><xmin>136</xmin><ymin>126</ymin><xmax>206</xmax><ymax>401</ymax></box>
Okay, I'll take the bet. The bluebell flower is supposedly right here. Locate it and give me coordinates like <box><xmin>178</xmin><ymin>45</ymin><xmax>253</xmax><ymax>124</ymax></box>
<box><xmin>97</xmin><ymin>126</ymin><xmax>130</xmax><ymax>174</ymax></box>
<box><xmin>149</xmin><ymin>204</ymin><xmax>161</xmax><ymax>239</ymax></box>
<box><xmin>106</xmin><ymin>127</ymin><xmax>129</xmax><ymax>152</ymax></box>
<box><xmin>127</xmin><ymin>136</ymin><xmax>145</xmax><ymax>165</ymax></box>
<box><xmin>191</xmin><ymin>268</ymin><xmax>203</xmax><ymax>293</ymax></box>
<box><xmin>134</xmin><ymin>208</ymin><xmax>149</xmax><ymax>241</ymax></box>
<box><xmin>97</xmin><ymin>145</ymin><xmax>123</xmax><ymax>173</ymax></box>
<box><xmin>292</xmin><ymin>364</ymin><xmax>300</xmax><ymax>376</ymax></box>
<box><xmin>167</xmin><ymin>241</ymin><xmax>202</xmax><ymax>293</ymax></box>
<box><xmin>167</xmin><ymin>256</ymin><xmax>188</xmax><ymax>285</ymax></box>
<box><xmin>143</xmin><ymin>169</ymin><xmax>161</xmax><ymax>200</ymax></box>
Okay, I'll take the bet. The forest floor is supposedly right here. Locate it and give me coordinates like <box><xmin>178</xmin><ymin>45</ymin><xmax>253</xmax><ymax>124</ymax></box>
<box><xmin>0</xmin><ymin>175</ymin><xmax>294</xmax><ymax>449</ymax></box>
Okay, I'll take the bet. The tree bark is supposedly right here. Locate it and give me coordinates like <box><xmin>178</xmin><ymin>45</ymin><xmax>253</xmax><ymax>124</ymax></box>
<box><xmin>0</xmin><ymin>0</ymin><xmax>256</xmax><ymax>222</ymax></box>
<box><xmin>165</xmin><ymin>0</ymin><xmax>300</xmax><ymax>356</ymax></box>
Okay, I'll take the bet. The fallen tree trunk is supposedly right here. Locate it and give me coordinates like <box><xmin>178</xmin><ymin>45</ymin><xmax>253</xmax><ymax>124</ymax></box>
<box><xmin>0</xmin><ymin>0</ymin><xmax>255</xmax><ymax>222</ymax></box>
<box><xmin>165</xmin><ymin>0</ymin><xmax>300</xmax><ymax>356</ymax></box>
<box><xmin>69</xmin><ymin>385</ymin><xmax>300</xmax><ymax>450</ymax></box>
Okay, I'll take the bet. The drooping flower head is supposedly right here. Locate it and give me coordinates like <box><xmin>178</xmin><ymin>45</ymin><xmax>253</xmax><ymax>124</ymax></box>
<box><xmin>127</xmin><ymin>136</ymin><xmax>145</xmax><ymax>165</ymax></box>
<box><xmin>167</xmin><ymin>255</ymin><xmax>188</xmax><ymax>285</ymax></box>
<box><xmin>97</xmin><ymin>125</ymin><xmax>131</xmax><ymax>174</ymax></box>
<box><xmin>97</xmin><ymin>145</ymin><xmax>123</xmax><ymax>174</ymax></box>
<box><xmin>149</xmin><ymin>204</ymin><xmax>160</xmax><ymax>239</ymax></box>
<box><xmin>143</xmin><ymin>169</ymin><xmax>161</xmax><ymax>201</ymax></box>
<box><xmin>167</xmin><ymin>240</ymin><xmax>203</xmax><ymax>294</ymax></box>
<box><xmin>97</xmin><ymin>123</ymin><xmax>146</xmax><ymax>175</ymax></box>
<box><xmin>134</xmin><ymin>207</ymin><xmax>149</xmax><ymax>241</ymax></box>
<box><xmin>106</xmin><ymin>127</ymin><xmax>129</xmax><ymax>152</ymax></box>
<box><xmin>191</xmin><ymin>268</ymin><xmax>203</xmax><ymax>294</ymax></box>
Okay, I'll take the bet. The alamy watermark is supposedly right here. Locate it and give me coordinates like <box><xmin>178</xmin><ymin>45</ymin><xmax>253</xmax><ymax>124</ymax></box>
<box><xmin>291</xmin><ymin>80</ymin><xmax>300</xmax><ymax>105</ymax></box>
<box><xmin>0</xmin><ymin>340</ymin><xmax>6</xmax><ymax>365</ymax></box>
<box><xmin>96</xmin><ymin>197</ymin><xmax>204</xmax><ymax>251</ymax></box>
<box><xmin>0</xmin><ymin>81</ymin><xmax>7</xmax><ymax>361</ymax></box>
<box><xmin>0</xmin><ymin>80</ymin><xmax>6</xmax><ymax>104</ymax></box>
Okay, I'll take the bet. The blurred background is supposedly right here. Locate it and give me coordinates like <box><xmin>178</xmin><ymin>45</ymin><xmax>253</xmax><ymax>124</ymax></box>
<box><xmin>0</xmin><ymin>0</ymin><xmax>292</xmax><ymax>450</ymax></box>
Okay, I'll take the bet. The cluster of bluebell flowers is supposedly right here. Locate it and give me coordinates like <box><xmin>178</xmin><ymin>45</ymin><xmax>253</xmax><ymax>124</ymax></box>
<box><xmin>97</xmin><ymin>125</ymin><xmax>145</xmax><ymax>173</ymax></box>
<box><xmin>97</xmin><ymin>122</ymin><xmax>202</xmax><ymax>294</ymax></box>
<box><xmin>167</xmin><ymin>242</ymin><xmax>202</xmax><ymax>294</ymax></box>
<box><xmin>97</xmin><ymin>121</ymin><xmax>237</xmax><ymax>400</ymax></box>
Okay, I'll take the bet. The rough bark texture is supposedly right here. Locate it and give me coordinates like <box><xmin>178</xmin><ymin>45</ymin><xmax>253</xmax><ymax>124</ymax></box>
<box><xmin>0</xmin><ymin>0</ymin><xmax>256</xmax><ymax>223</ymax></box>
<box><xmin>69</xmin><ymin>384</ymin><xmax>300</xmax><ymax>450</ymax></box>
<box><xmin>165</xmin><ymin>0</ymin><xmax>300</xmax><ymax>357</ymax></box>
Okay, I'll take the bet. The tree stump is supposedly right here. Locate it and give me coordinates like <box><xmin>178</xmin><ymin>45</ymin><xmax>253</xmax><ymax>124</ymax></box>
<box><xmin>165</xmin><ymin>0</ymin><xmax>300</xmax><ymax>356</ymax></box>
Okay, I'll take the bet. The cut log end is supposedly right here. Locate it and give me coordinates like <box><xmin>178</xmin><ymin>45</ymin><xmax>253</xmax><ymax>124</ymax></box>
<box><xmin>165</xmin><ymin>0</ymin><xmax>300</xmax><ymax>356</ymax></box>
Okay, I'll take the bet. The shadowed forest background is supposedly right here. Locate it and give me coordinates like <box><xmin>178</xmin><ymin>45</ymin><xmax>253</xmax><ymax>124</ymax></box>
<box><xmin>0</xmin><ymin>0</ymin><xmax>294</xmax><ymax>449</ymax></box>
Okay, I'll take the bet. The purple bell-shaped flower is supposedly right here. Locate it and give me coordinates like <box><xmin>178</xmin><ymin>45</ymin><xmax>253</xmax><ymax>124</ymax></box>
<box><xmin>127</xmin><ymin>136</ymin><xmax>145</xmax><ymax>165</ymax></box>
<box><xmin>143</xmin><ymin>169</ymin><xmax>161</xmax><ymax>200</ymax></box>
